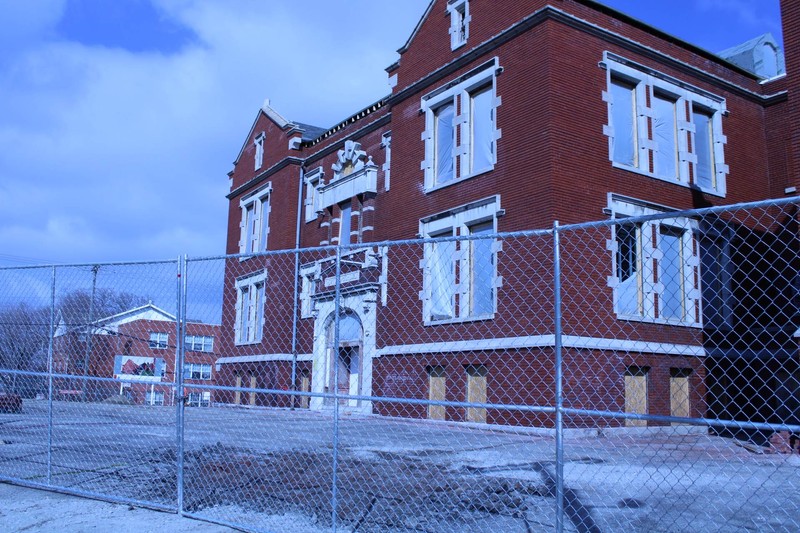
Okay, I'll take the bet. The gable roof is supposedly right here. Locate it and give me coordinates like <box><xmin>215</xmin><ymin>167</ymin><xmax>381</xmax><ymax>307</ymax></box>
<box><xmin>397</xmin><ymin>0</ymin><xmax>435</xmax><ymax>54</ymax></box>
<box><xmin>231</xmin><ymin>99</ymin><xmax>325</xmax><ymax>166</ymax></box>
<box><xmin>55</xmin><ymin>303</ymin><xmax>177</xmax><ymax>337</ymax></box>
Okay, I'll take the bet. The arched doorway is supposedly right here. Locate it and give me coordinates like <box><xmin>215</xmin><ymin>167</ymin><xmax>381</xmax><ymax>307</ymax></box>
<box><xmin>326</xmin><ymin>311</ymin><xmax>363</xmax><ymax>407</ymax></box>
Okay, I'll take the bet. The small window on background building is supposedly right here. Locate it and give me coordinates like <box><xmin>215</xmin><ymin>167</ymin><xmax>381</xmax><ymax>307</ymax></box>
<box><xmin>149</xmin><ymin>332</ymin><xmax>168</xmax><ymax>349</ymax></box>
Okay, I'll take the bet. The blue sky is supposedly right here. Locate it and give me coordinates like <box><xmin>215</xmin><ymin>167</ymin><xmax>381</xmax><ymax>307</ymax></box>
<box><xmin>0</xmin><ymin>0</ymin><xmax>784</xmax><ymax>266</ymax></box>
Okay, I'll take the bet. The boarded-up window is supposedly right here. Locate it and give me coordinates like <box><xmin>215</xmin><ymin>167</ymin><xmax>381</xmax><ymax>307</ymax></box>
<box><xmin>670</xmin><ymin>368</ymin><xmax>691</xmax><ymax>422</ymax></box>
<box><xmin>428</xmin><ymin>366</ymin><xmax>447</xmax><ymax>421</ymax></box>
<box><xmin>466</xmin><ymin>365</ymin><xmax>488</xmax><ymax>423</ymax></box>
<box><xmin>624</xmin><ymin>366</ymin><xmax>649</xmax><ymax>427</ymax></box>
<box><xmin>299</xmin><ymin>369</ymin><xmax>311</xmax><ymax>409</ymax></box>
<box><xmin>249</xmin><ymin>374</ymin><xmax>257</xmax><ymax>406</ymax></box>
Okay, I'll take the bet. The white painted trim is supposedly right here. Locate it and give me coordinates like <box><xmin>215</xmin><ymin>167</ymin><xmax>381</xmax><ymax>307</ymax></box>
<box><xmin>375</xmin><ymin>335</ymin><xmax>704</xmax><ymax>357</ymax></box>
<box><xmin>216</xmin><ymin>353</ymin><xmax>313</xmax><ymax>365</ymax></box>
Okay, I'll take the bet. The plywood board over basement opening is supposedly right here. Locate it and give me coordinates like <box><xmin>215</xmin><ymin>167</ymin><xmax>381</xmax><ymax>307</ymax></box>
<box><xmin>670</xmin><ymin>368</ymin><xmax>692</xmax><ymax>423</ymax></box>
<box><xmin>625</xmin><ymin>366</ymin><xmax>649</xmax><ymax>427</ymax></box>
<box><xmin>466</xmin><ymin>365</ymin><xmax>488</xmax><ymax>423</ymax></box>
<box><xmin>428</xmin><ymin>365</ymin><xmax>447</xmax><ymax>420</ymax></box>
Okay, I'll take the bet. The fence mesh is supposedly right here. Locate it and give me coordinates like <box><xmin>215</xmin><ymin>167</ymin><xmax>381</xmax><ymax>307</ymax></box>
<box><xmin>0</xmin><ymin>199</ymin><xmax>799</xmax><ymax>532</ymax></box>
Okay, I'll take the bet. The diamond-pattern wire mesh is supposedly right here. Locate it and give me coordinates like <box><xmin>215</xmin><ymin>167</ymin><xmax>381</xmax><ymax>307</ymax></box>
<box><xmin>559</xmin><ymin>203</ymin><xmax>800</xmax><ymax>532</ymax></box>
<box><xmin>0</xmin><ymin>261</ymin><xmax>180</xmax><ymax>509</ymax></box>
<box><xmin>1</xmin><ymin>199</ymin><xmax>800</xmax><ymax>532</ymax></box>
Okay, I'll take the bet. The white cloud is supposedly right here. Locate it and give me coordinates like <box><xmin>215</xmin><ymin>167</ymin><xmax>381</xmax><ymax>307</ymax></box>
<box><xmin>0</xmin><ymin>0</ymin><xmax>428</xmax><ymax>266</ymax></box>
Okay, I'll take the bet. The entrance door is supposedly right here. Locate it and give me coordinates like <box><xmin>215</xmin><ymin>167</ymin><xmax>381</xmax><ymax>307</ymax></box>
<box><xmin>325</xmin><ymin>312</ymin><xmax>364</xmax><ymax>408</ymax></box>
<box><xmin>466</xmin><ymin>365</ymin><xmax>487</xmax><ymax>423</ymax></box>
<box><xmin>428</xmin><ymin>366</ymin><xmax>446</xmax><ymax>420</ymax></box>
<box><xmin>335</xmin><ymin>345</ymin><xmax>361</xmax><ymax>406</ymax></box>
<box><xmin>234</xmin><ymin>374</ymin><xmax>242</xmax><ymax>405</ymax></box>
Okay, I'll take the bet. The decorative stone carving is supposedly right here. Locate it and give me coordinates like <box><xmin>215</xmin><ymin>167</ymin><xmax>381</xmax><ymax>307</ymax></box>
<box><xmin>331</xmin><ymin>140</ymin><xmax>368</xmax><ymax>182</ymax></box>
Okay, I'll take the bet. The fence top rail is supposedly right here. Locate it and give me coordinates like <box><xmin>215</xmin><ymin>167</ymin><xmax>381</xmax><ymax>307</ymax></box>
<box><xmin>0</xmin><ymin>258</ymin><xmax>180</xmax><ymax>272</ymax></box>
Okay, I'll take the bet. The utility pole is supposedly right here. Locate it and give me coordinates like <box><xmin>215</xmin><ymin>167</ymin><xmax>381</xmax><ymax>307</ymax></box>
<box><xmin>81</xmin><ymin>265</ymin><xmax>99</xmax><ymax>399</ymax></box>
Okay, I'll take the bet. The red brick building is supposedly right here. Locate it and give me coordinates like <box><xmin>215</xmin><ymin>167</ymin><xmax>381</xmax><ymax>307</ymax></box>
<box><xmin>217</xmin><ymin>0</ymin><xmax>799</xmax><ymax>428</ymax></box>
<box><xmin>53</xmin><ymin>304</ymin><xmax>220</xmax><ymax>406</ymax></box>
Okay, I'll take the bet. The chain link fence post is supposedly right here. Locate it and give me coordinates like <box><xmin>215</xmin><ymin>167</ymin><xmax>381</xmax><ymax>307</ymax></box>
<box><xmin>176</xmin><ymin>256</ymin><xmax>187</xmax><ymax>515</ymax></box>
<box><xmin>331</xmin><ymin>243</ymin><xmax>344</xmax><ymax>532</ymax></box>
<box><xmin>46</xmin><ymin>265</ymin><xmax>56</xmax><ymax>485</ymax></box>
<box><xmin>553</xmin><ymin>221</ymin><xmax>565</xmax><ymax>533</ymax></box>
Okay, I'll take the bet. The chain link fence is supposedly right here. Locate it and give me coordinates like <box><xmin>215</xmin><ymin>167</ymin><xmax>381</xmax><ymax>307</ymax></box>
<box><xmin>1</xmin><ymin>197</ymin><xmax>799</xmax><ymax>532</ymax></box>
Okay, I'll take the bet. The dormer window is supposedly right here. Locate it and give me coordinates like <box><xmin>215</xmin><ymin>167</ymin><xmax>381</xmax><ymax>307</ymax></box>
<box><xmin>448</xmin><ymin>0</ymin><xmax>469</xmax><ymax>50</ymax></box>
<box><xmin>254</xmin><ymin>132</ymin><xmax>265</xmax><ymax>170</ymax></box>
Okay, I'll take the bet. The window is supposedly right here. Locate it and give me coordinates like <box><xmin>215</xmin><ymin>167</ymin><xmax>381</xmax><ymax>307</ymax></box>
<box><xmin>422</xmin><ymin>59</ymin><xmax>501</xmax><ymax>191</ymax></box>
<box><xmin>235</xmin><ymin>271</ymin><xmax>267</xmax><ymax>345</ymax></box>
<box><xmin>299</xmin><ymin>263</ymin><xmax>320</xmax><ymax>319</ymax></box>
<box><xmin>447</xmin><ymin>0</ymin><xmax>470</xmax><ymax>50</ymax></box>
<box><xmin>381</xmin><ymin>132</ymin><xmax>392</xmax><ymax>191</ymax></box>
<box><xmin>420</xmin><ymin>196</ymin><xmax>502</xmax><ymax>324</ymax></box>
<box><xmin>183</xmin><ymin>363</ymin><xmax>212</xmax><ymax>380</ymax></box>
<box><xmin>254</xmin><ymin>132</ymin><xmax>265</xmax><ymax>170</ymax></box>
<box><xmin>624</xmin><ymin>366</ymin><xmax>649</xmax><ymax>427</ymax></box>
<box><xmin>149</xmin><ymin>332</ymin><xmax>168</xmax><ymax>349</ymax></box>
<box><xmin>337</xmin><ymin>201</ymin><xmax>352</xmax><ymax>245</ymax></box>
<box><xmin>145</xmin><ymin>390</ymin><xmax>165</xmax><ymax>406</ymax></box>
<box><xmin>184</xmin><ymin>335</ymin><xmax>214</xmax><ymax>352</ymax></box>
<box><xmin>603</xmin><ymin>52</ymin><xmax>728</xmax><ymax>196</ymax></box>
<box><xmin>239</xmin><ymin>184</ymin><xmax>271</xmax><ymax>255</ymax></box>
<box><xmin>304</xmin><ymin>168</ymin><xmax>323</xmax><ymax>223</ymax></box>
<box><xmin>608</xmin><ymin>195</ymin><xmax>701</xmax><ymax>327</ymax></box>
<box><xmin>187</xmin><ymin>391</ymin><xmax>211</xmax><ymax>407</ymax></box>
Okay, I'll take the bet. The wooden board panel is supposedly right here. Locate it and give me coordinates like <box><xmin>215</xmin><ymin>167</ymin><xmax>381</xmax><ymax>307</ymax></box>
<box><xmin>235</xmin><ymin>374</ymin><xmax>242</xmax><ymax>405</ymax></box>
<box><xmin>624</xmin><ymin>367</ymin><xmax>648</xmax><ymax>427</ymax></box>
<box><xmin>466</xmin><ymin>365</ymin><xmax>487</xmax><ymax>423</ymax></box>
<box><xmin>300</xmin><ymin>369</ymin><xmax>311</xmax><ymax>409</ymax></box>
<box><xmin>670</xmin><ymin>368</ymin><xmax>691</xmax><ymax>422</ymax></box>
<box><xmin>428</xmin><ymin>366</ymin><xmax>446</xmax><ymax>420</ymax></box>
<box><xmin>249</xmin><ymin>374</ymin><xmax>257</xmax><ymax>406</ymax></box>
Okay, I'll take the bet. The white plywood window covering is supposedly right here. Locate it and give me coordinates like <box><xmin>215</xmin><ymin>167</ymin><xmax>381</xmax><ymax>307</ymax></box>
<box><xmin>304</xmin><ymin>168</ymin><xmax>323</xmax><ymax>223</ymax></box>
<box><xmin>254</xmin><ymin>132</ymin><xmax>265</xmax><ymax>170</ymax></box>
<box><xmin>607</xmin><ymin>195</ymin><xmax>700</xmax><ymax>327</ymax></box>
<box><xmin>239</xmin><ymin>183</ymin><xmax>272</xmax><ymax>256</ymax></box>
<box><xmin>603</xmin><ymin>52</ymin><xmax>727</xmax><ymax>197</ymax></box>
<box><xmin>421</xmin><ymin>58</ymin><xmax>501</xmax><ymax>192</ymax></box>
<box><xmin>447</xmin><ymin>0</ymin><xmax>470</xmax><ymax>50</ymax></box>
<box><xmin>419</xmin><ymin>196</ymin><xmax>502</xmax><ymax>325</ymax></box>
<box><xmin>234</xmin><ymin>271</ymin><xmax>267</xmax><ymax>345</ymax></box>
